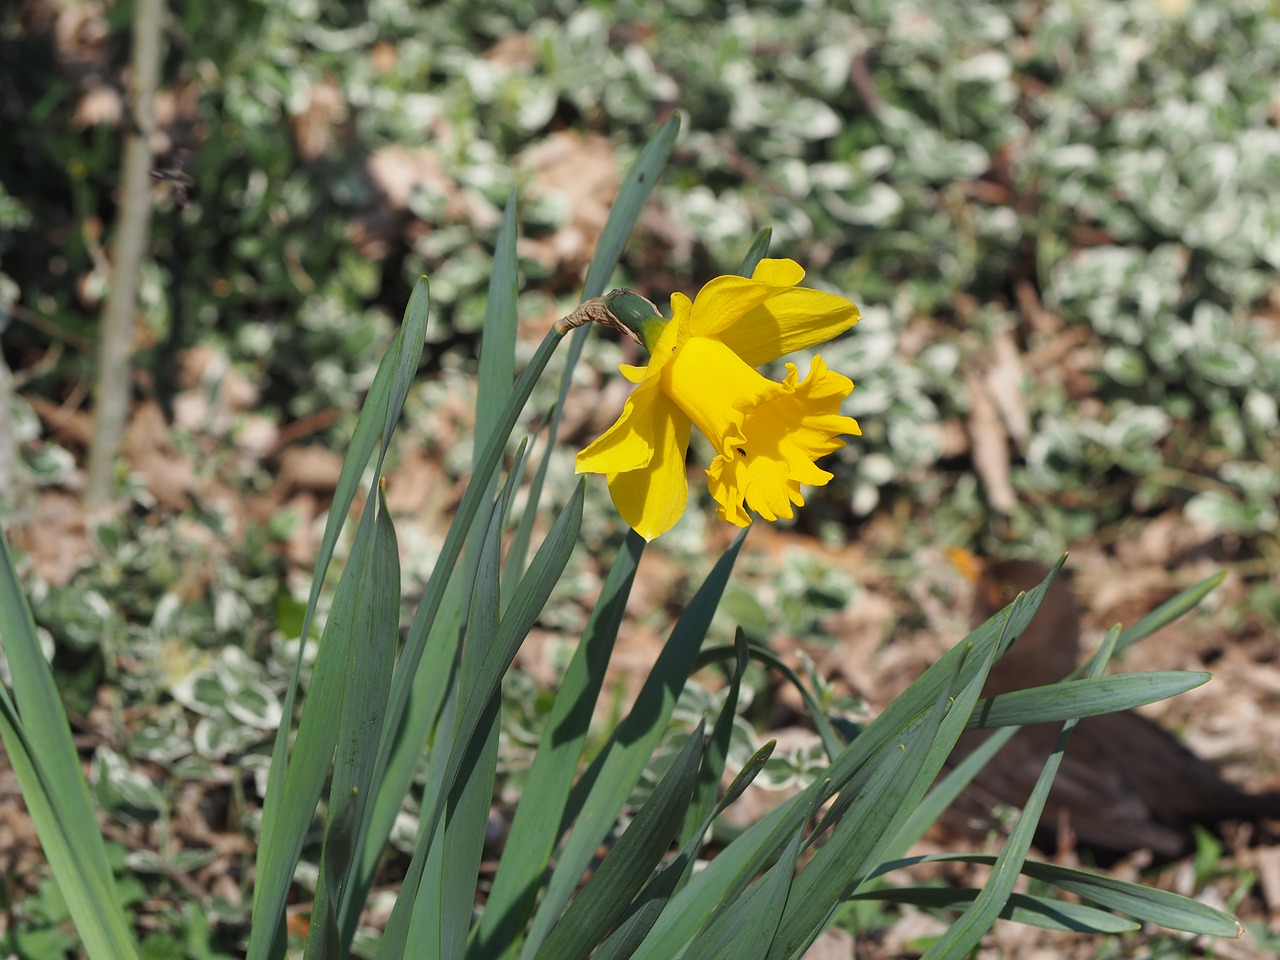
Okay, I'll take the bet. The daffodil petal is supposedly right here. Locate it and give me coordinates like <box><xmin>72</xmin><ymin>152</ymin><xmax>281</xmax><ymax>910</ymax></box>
<box><xmin>686</xmin><ymin>271</ymin><xmax>797</xmax><ymax>341</ymax></box>
<box><xmin>714</xmin><ymin>287</ymin><xmax>860</xmax><ymax>368</ymax></box>
<box><xmin>606</xmin><ymin>408</ymin><xmax>691</xmax><ymax>541</ymax></box>
<box><xmin>576</xmin><ymin>378</ymin><xmax>668</xmax><ymax>475</ymax></box>
<box><xmin>619</xmin><ymin>363</ymin><xmax>648</xmax><ymax>384</ymax></box>
<box><xmin>751</xmin><ymin>258</ymin><xmax>806</xmax><ymax>286</ymax></box>
<box><xmin>704</xmin><ymin>357</ymin><xmax>858</xmax><ymax>527</ymax></box>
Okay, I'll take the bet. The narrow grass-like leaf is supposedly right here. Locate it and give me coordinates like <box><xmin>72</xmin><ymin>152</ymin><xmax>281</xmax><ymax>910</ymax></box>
<box><xmin>885</xmin><ymin>724</ymin><xmax>1020</xmax><ymax>863</ymax></box>
<box><xmin>814</xmin><ymin>560</ymin><xmax>1064</xmax><ymax>801</ymax></box>
<box><xmin>343</xmin><ymin>550</ymin><xmax>474</xmax><ymax>944</ymax></box>
<box><xmin>310</xmin><ymin>788</ymin><xmax>359</xmax><ymax>960</ymax></box>
<box><xmin>853</xmin><ymin>888</ymin><xmax>1139</xmax><ymax>934</ymax></box>
<box><xmin>377</xmin><ymin>279</ymin><xmax>432</xmax><ymax>475</ymax></box>
<box><xmin>737</xmin><ymin>228</ymin><xmax>772</xmax><ymax>277</ymax></box>
<box><xmin>920</xmin><ymin>627</ymin><xmax>1124</xmax><ymax>960</ymax></box>
<box><xmin>687</xmin><ymin>784</ymin><xmax>833</xmax><ymax>960</ymax></box>
<box><xmin>1018</xmin><ymin>859</ymin><xmax>1241</xmax><ymax>937</ymax></box>
<box><xmin>303</xmin><ymin>484</ymin><xmax>401</xmax><ymax>957</ymax></box>
<box><xmin>0</xmin><ymin>533</ymin><xmax>139</xmax><ymax>960</ymax></box>
<box><xmin>350</xmin><ymin>211</ymin><xmax>518</xmax><ymax>929</ymax></box>
<box><xmin>532</xmin><ymin>721</ymin><xmax>707</xmax><ymax>960</ymax></box>
<box><xmin>631</xmin><ymin>582</ymin><xmax>1049</xmax><ymax>960</ymax></box>
<box><xmin>629</xmin><ymin>781</ymin><xmax>824</xmax><ymax>960</ymax></box>
<box><xmin>473</xmin><ymin>532</ymin><xmax>646</xmax><ymax>960</ymax></box>
<box><xmin>509</xmin><ymin>114</ymin><xmax>680</xmax><ymax>584</ymax></box>
<box><xmin>1116</xmin><ymin>571</ymin><xmax>1226</xmax><ymax>655</ymax></box>
<box><xmin>965</xmin><ymin>672</ymin><xmax>1210</xmax><ymax>730</ymax></box>
<box><xmin>380</xmin><ymin>484</ymin><xmax>584</xmax><ymax>959</ymax></box>
<box><xmin>359</xmin><ymin>330</ymin><xmax>564</xmax><ymax>951</ymax></box>
<box><xmin>765</xmin><ymin>647</ymin><xmax>992</xmax><ymax>959</ymax></box>
<box><xmin>870</xmin><ymin>854</ymin><xmax>1240</xmax><ymax>938</ymax></box>
<box><xmin>519</xmin><ymin>532</ymin><xmax>748</xmax><ymax>960</ymax></box>
<box><xmin>375</xmin><ymin>327</ymin><xmax>562</xmax><ymax>805</ymax></box>
<box><xmin>593</xmin><ymin>737</ymin><xmax>780</xmax><ymax>960</ymax></box>
<box><xmin>685</xmin><ymin>822</ymin><xmax>804</xmax><ymax>960</ymax></box>
<box><xmin>435</xmin><ymin>447</ymin><xmax>525</xmax><ymax>959</ymax></box>
<box><xmin>682</xmin><ymin>631</ymin><xmax>751</xmax><ymax>846</ymax></box>
<box><xmin>696</xmin><ymin>640</ymin><xmax>844</xmax><ymax>759</ymax></box>
<box><xmin>251</xmin><ymin>280</ymin><xmax>429</xmax><ymax>960</ymax></box>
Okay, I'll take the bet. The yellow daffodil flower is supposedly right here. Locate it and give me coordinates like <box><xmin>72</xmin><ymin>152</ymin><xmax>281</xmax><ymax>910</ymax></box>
<box><xmin>576</xmin><ymin>258</ymin><xmax>862</xmax><ymax>540</ymax></box>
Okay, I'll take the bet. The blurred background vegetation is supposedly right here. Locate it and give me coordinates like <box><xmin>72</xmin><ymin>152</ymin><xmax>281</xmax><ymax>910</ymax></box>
<box><xmin>1</xmin><ymin>0</ymin><xmax>1278</xmax><ymax>956</ymax></box>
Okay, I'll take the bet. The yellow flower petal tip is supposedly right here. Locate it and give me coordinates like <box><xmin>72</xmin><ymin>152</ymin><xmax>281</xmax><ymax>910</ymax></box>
<box><xmin>577</xmin><ymin>261</ymin><xmax>862</xmax><ymax>539</ymax></box>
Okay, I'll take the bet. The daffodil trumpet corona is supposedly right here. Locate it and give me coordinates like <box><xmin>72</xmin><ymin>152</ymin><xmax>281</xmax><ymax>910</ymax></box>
<box><xmin>573</xmin><ymin>259</ymin><xmax>861</xmax><ymax>541</ymax></box>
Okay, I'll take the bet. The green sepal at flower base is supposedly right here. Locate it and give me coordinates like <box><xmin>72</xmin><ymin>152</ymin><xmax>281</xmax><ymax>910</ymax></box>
<box><xmin>605</xmin><ymin>289</ymin><xmax>669</xmax><ymax>353</ymax></box>
<box><xmin>576</xmin><ymin>258</ymin><xmax>862</xmax><ymax>541</ymax></box>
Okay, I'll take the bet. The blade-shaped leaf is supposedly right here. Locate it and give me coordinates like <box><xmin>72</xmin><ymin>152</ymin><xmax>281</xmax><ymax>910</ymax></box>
<box><xmin>920</xmin><ymin>627</ymin><xmax>1125</xmax><ymax>960</ymax></box>
<box><xmin>965</xmin><ymin>672</ymin><xmax>1210</xmax><ymax>730</ymax></box>
<box><xmin>473</xmin><ymin>532</ymin><xmax>646</xmax><ymax>960</ymax></box>
<box><xmin>251</xmin><ymin>280</ymin><xmax>430</xmax><ymax>960</ymax></box>
<box><xmin>591</xmin><ymin>738</ymin><xmax>779</xmax><ymax>960</ymax></box>
<box><xmin>737</xmin><ymin>228</ymin><xmax>773</xmax><ymax>277</ymax></box>
<box><xmin>305</xmin><ymin>486</ymin><xmax>401</xmax><ymax>959</ymax></box>
<box><xmin>870</xmin><ymin>853</ymin><xmax>1240</xmax><ymax>938</ymax></box>
<box><xmin>379</xmin><ymin>484</ymin><xmax>584</xmax><ymax>959</ymax></box>
<box><xmin>532</xmin><ymin>721</ymin><xmax>707</xmax><ymax>960</ymax></box>
<box><xmin>854</xmin><ymin>887</ymin><xmax>1139</xmax><ymax>934</ymax></box>
<box><xmin>519</xmin><ymin>532</ymin><xmax>747</xmax><ymax>959</ymax></box>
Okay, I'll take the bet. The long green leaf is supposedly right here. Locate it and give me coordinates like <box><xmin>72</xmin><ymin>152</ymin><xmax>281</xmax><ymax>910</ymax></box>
<box><xmin>854</xmin><ymin>887</ymin><xmax>1139</xmax><ymax>934</ymax></box>
<box><xmin>516</xmin><ymin>113</ymin><xmax>682</xmax><ymax>579</ymax></box>
<box><xmin>884</xmin><ymin>724</ymin><xmax>1020</xmax><ymax>863</ymax></box>
<box><xmin>629</xmin><ymin>781</ymin><xmax>825</xmax><ymax>960</ymax></box>
<box><xmin>736</xmin><ymin>228</ymin><xmax>772</xmax><ymax>277</ymax></box>
<box><xmin>379</xmin><ymin>484</ymin><xmax>584</xmax><ymax>959</ymax></box>
<box><xmin>438</xmin><ymin>445</ymin><xmax>527</xmax><ymax>959</ymax></box>
<box><xmin>305</xmin><ymin>486</ymin><xmax>401</xmax><ymax>958</ymax></box>
<box><xmin>870</xmin><ymin>853</ymin><xmax>1240</xmax><ymax>938</ymax></box>
<box><xmin>592</xmin><ymin>738</ymin><xmax>779</xmax><ymax>960</ymax></box>
<box><xmin>0</xmin><ymin>529</ymin><xmax>140</xmax><ymax>960</ymax></box>
<box><xmin>965</xmin><ymin>671</ymin><xmax>1210</xmax><ymax>729</ymax></box>
<box><xmin>921</xmin><ymin>626</ymin><xmax>1124</xmax><ymax>960</ymax></box>
<box><xmin>630</xmin><ymin>576</ymin><xmax>1054</xmax><ymax>960</ymax></box>
<box><xmin>532</xmin><ymin>721</ymin><xmax>707</xmax><ymax>960</ymax></box>
<box><xmin>684</xmin><ymin>819</ymin><xmax>804</xmax><ymax>960</ymax></box>
<box><xmin>682</xmin><ymin>631</ymin><xmax>750</xmax><ymax>847</ymax></box>
<box><xmin>580</xmin><ymin>114</ymin><xmax>680</xmax><ymax>300</ymax></box>
<box><xmin>250</xmin><ymin>278</ymin><xmax>430</xmax><ymax>960</ymax></box>
<box><xmin>684</xmin><ymin>782</ymin><xmax>831</xmax><ymax>960</ymax></box>
<box><xmin>765</xmin><ymin>647</ymin><xmax>990</xmax><ymax>959</ymax></box>
<box><xmin>695</xmin><ymin>640</ymin><xmax>844</xmax><ymax>760</ymax></box>
<box><xmin>519</xmin><ymin>531</ymin><xmax>748</xmax><ymax>960</ymax></box>
<box><xmin>473</xmin><ymin>532</ymin><xmax>646</xmax><ymax>960</ymax></box>
<box><xmin>1117</xmin><ymin>571</ymin><xmax>1225</xmax><ymax>654</ymax></box>
<box><xmin>477</xmin><ymin>193</ymin><xmax>520</xmax><ymax>449</ymax></box>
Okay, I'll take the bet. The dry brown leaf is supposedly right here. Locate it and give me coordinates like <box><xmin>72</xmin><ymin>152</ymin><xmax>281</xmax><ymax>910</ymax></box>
<box><xmin>126</xmin><ymin>400</ymin><xmax>197</xmax><ymax>510</ymax></box>
<box><xmin>10</xmin><ymin>489</ymin><xmax>92</xmax><ymax>585</ymax></box>
<box><xmin>485</xmin><ymin>33</ymin><xmax>536</xmax><ymax>71</ymax></box>
<box><xmin>274</xmin><ymin>444</ymin><xmax>344</xmax><ymax>497</ymax></box>
<box><xmin>986</xmin><ymin>325</ymin><xmax>1029</xmax><ymax>449</ymax></box>
<box><xmin>367</xmin><ymin>144</ymin><xmax>455</xmax><ymax>212</ymax></box>
<box><xmin>291</xmin><ymin>77</ymin><xmax>349</xmax><ymax>163</ymax></box>
<box><xmin>964</xmin><ymin>372</ymin><xmax>1016</xmax><ymax>515</ymax></box>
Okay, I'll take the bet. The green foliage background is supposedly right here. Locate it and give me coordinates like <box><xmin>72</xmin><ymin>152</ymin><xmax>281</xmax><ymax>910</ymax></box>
<box><xmin>1</xmin><ymin>0</ymin><xmax>1278</xmax><ymax>955</ymax></box>
<box><xmin>4</xmin><ymin>0</ymin><xmax>1278</xmax><ymax>562</ymax></box>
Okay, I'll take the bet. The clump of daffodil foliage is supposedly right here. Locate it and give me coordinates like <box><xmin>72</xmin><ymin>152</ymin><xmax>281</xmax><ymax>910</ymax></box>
<box><xmin>0</xmin><ymin>116</ymin><xmax>1243</xmax><ymax>960</ymax></box>
<box><xmin>573</xmin><ymin>260</ymin><xmax>861</xmax><ymax>540</ymax></box>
